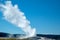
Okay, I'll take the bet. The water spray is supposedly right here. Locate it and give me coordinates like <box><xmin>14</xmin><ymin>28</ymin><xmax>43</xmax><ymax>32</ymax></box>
<box><xmin>0</xmin><ymin>1</ymin><xmax>36</xmax><ymax>38</ymax></box>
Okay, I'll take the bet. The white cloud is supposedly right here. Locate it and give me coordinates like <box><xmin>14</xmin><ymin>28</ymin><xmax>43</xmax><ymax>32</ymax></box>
<box><xmin>0</xmin><ymin>1</ymin><xmax>36</xmax><ymax>38</ymax></box>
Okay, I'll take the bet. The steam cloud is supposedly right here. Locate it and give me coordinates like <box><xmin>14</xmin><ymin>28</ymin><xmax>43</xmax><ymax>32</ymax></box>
<box><xmin>0</xmin><ymin>1</ymin><xmax>36</xmax><ymax>38</ymax></box>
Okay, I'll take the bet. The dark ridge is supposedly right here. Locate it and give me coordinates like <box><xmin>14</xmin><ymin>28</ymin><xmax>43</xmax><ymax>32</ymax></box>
<box><xmin>0</xmin><ymin>32</ymin><xmax>10</xmax><ymax>37</ymax></box>
<box><xmin>37</xmin><ymin>34</ymin><xmax>60</xmax><ymax>39</ymax></box>
<box><xmin>0</xmin><ymin>32</ymin><xmax>60</xmax><ymax>39</ymax></box>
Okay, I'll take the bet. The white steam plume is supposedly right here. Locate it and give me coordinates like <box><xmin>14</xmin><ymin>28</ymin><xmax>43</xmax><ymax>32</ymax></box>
<box><xmin>0</xmin><ymin>1</ymin><xmax>36</xmax><ymax>38</ymax></box>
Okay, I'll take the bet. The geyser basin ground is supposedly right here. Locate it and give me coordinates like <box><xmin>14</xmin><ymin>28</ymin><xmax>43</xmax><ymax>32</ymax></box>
<box><xmin>0</xmin><ymin>32</ymin><xmax>60</xmax><ymax>40</ymax></box>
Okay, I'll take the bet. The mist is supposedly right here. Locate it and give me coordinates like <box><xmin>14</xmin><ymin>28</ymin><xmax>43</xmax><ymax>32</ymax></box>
<box><xmin>0</xmin><ymin>1</ymin><xmax>36</xmax><ymax>38</ymax></box>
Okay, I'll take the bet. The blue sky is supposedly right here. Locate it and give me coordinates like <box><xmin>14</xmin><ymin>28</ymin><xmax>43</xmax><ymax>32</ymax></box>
<box><xmin>0</xmin><ymin>0</ymin><xmax>60</xmax><ymax>34</ymax></box>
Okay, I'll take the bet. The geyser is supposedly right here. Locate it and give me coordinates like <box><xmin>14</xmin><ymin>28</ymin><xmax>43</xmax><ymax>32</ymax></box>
<box><xmin>0</xmin><ymin>1</ymin><xmax>36</xmax><ymax>38</ymax></box>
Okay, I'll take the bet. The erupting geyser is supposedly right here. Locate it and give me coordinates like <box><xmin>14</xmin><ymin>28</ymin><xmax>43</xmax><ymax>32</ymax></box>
<box><xmin>0</xmin><ymin>1</ymin><xmax>36</xmax><ymax>38</ymax></box>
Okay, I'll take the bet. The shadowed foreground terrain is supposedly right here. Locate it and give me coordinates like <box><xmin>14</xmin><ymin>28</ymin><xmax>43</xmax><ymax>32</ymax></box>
<box><xmin>0</xmin><ymin>37</ymin><xmax>36</xmax><ymax>40</ymax></box>
<box><xmin>0</xmin><ymin>32</ymin><xmax>60</xmax><ymax>40</ymax></box>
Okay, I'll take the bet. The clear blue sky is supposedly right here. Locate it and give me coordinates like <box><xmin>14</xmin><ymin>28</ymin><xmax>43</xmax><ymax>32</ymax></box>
<box><xmin>0</xmin><ymin>0</ymin><xmax>60</xmax><ymax>34</ymax></box>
